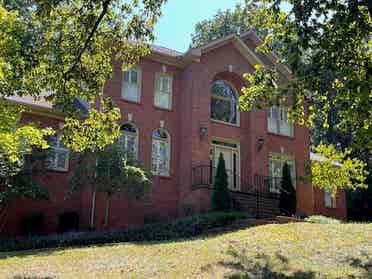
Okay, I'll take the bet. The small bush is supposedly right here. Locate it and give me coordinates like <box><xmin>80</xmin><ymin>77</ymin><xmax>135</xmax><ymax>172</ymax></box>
<box><xmin>1</xmin><ymin>211</ymin><xmax>249</xmax><ymax>252</ymax></box>
<box><xmin>58</xmin><ymin>210</ymin><xmax>80</xmax><ymax>233</ymax></box>
<box><xmin>305</xmin><ymin>215</ymin><xmax>341</xmax><ymax>224</ymax></box>
<box><xmin>20</xmin><ymin>212</ymin><xmax>45</xmax><ymax>236</ymax></box>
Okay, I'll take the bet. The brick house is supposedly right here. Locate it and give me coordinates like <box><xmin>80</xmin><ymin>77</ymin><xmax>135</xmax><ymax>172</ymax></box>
<box><xmin>1</xmin><ymin>30</ymin><xmax>346</xmax><ymax>237</ymax></box>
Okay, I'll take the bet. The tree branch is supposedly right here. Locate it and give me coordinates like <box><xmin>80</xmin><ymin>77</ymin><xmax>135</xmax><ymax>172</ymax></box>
<box><xmin>64</xmin><ymin>0</ymin><xmax>112</xmax><ymax>78</ymax></box>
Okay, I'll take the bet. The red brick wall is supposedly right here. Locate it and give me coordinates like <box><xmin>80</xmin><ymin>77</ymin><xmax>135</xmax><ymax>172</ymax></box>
<box><xmin>313</xmin><ymin>187</ymin><xmax>347</xmax><ymax>220</ymax></box>
<box><xmin>1</xmin><ymin>36</ymin><xmax>316</xmax><ymax>237</ymax></box>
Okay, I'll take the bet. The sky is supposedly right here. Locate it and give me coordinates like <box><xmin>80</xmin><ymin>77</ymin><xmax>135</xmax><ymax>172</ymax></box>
<box><xmin>154</xmin><ymin>0</ymin><xmax>244</xmax><ymax>52</ymax></box>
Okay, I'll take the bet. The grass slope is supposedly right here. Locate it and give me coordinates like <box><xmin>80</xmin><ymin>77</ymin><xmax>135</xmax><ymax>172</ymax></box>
<box><xmin>0</xmin><ymin>223</ymin><xmax>371</xmax><ymax>279</ymax></box>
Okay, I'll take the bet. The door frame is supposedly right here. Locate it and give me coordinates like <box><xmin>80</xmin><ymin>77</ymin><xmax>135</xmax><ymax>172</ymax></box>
<box><xmin>210</xmin><ymin>138</ymin><xmax>241</xmax><ymax>191</ymax></box>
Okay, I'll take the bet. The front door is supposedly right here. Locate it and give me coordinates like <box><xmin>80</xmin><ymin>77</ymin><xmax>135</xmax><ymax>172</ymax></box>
<box><xmin>212</xmin><ymin>141</ymin><xmax>240</xmax><ymax>191</ymax></box>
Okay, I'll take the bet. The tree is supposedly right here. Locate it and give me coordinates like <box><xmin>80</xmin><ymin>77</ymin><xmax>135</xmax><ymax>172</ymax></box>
<box><xmin>69</xmin><ymin>144</ymin><xmax>151</xmax><ymax>228</ymax></box>
<box><xmin>0</xmin><ymin>0</ymin><xmax>166</xmax><ymax>163</ymax></box>
<box><xmin>239</xmin><ymin>0</ymin><xmax>371</xmax><ymax>152</ymax></box>
<box><xmin>190</xmin><ymin>1</ymin><xmax>261</xmax><ymax>48</ymax></box>
<box><xmin>279</xmin><ymin>162</ymin><xmax>296</xmax><ymax>216</ymax></box>
<box><xmin>311</xmin><ymin>145</ymin><xmax>368</xmax><ymax>196</ymax></box>
<box><xmin>212</xmin><ymin>153</ymin><xmax>231</xmax><ymax>211</ymax></box>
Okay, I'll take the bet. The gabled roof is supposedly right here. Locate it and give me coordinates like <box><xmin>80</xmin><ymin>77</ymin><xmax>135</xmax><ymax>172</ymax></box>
<box><xmin>150</xmin><ymin>30</ymin><xmax>292</xmax><ymax>78</ymax></box>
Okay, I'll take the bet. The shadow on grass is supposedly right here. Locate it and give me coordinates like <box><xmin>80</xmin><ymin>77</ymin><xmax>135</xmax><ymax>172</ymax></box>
<box><xmin>219</xmin><ymin>244</ymin><xmax>317</xmax><ymax>279</ymax></box>
<box><xmin>12</xmin><ymin>276</ymin><xmax>54</xmax><ymax>279</ymax></box>
<box><xmin>345</xmin><ymin>252</ymin><xmax>372</xmax><ymax>279</ymax></box>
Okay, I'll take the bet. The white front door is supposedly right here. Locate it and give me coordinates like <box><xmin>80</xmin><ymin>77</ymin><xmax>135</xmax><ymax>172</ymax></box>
<box><xmin>212</xmin><ymin>142</ymin><xmax>240</xmax><ymax>191</ymax></box>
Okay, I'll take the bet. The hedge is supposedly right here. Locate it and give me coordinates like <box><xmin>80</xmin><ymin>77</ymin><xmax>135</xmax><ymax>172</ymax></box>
<box><xmin>0</xmin><ymin>211</ymin><xmax>249</xmax><ymax>252</ymax></box>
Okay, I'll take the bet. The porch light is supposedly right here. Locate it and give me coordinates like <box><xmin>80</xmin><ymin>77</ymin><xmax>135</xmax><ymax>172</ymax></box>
<box><xmin>199</xmin><ymin>126</ymin><xmax>207</xmax><ymax>140</ymax></box>
<box><xmin>258</xmin><ymin>137</ymin><xmax>264</xmax><ymax>150</ymax></box>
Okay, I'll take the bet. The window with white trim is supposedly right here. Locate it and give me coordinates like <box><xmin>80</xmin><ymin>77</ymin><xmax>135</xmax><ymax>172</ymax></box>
<box><xmin>119</xmin><ymin>123</ymin><xmax>138</xmax><ymax>161</ymax></box>
<box><xmin>269</xmin><ymin>154</ymin><xmax>296</xmax><ymax>193</ymax></box>
<box><xmin>151</xmin><ymin>129</ymin><xmax>170</xmax><ymax>176</ymax></box>
<box><xmin>268</xmin><ymin>106</ymin><xmax>294</xmax><ymax>137</ymax></box>
<box><xmin>324</xmin><ymin>189</ymin><xmax>337</xmax><ymax>208</ymax></box>
<box><xmin>211</xmin><ymin>80</ymin><xmax>239</xmax><ymax>125</ymax></box>
<box><xmin>122</xmin><ymin>67</ymin><xmax>141</xmax><ymax>102</ymax></box>
<box><xmin>46</xmin><ymin>135</ymin><xmax>69</xmax><ymax>171</ymax></box>
<box><xmin>154</xmin><ymin>73</ymin><xmax>173</xmax><ymax>109</ymax></box>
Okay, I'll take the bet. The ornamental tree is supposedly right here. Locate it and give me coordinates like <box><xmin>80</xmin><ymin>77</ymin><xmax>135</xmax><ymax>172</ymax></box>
<box><xmin>212</xmin><ymin>153</ymin><xmax>231</xmax><ymax>211</ymax></box>
<box><xmin>69</xmin><ymin>144</ymin><xmax>151</xmax><ymax>228</ymax></box>
<box><xmin>279</xmin><ymin>162</ymin><xmax>296</xmax><ymax>216</ymax></box>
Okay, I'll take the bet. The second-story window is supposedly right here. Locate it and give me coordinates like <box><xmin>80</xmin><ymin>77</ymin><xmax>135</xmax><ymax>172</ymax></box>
<box><xmin>211</xmin><ymin>80</ymin><xmax>239</xmax><ymax>125</ymax></box>
<box><xmin>268</xmin><ymin>106</ymin><xmax>294</xmax><ymax>137</ymax></box>
<box><xmin>119</xmin><ymin>123</ymin><xmax>138</xmax><ymax>162</ymax></box>
<box><xmin>46</xmin><ymin>135</ymin><xmax>69</xmax><ymax>171</ymax></box>
<box><xmin>122</xmin><ymin>67</ymin><xmax>141</xmax><ymax>102</ymax></box>
<box><xmin>154</xmin><ymin>73</ymin><xmax>173</xmax><ymax>110</ymax></box>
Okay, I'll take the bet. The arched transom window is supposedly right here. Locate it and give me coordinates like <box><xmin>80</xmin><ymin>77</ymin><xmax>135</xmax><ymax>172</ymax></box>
<box><xmin>211</xmin><ymin>80</ymin><xmax>239</xmax><ymax>124</ymax></box>
<box><xmin>151</xmin><ymin>129</ymin><xmax>170</xmax><ymax>176</ymax></box>
<box><xmin>119</xmin><ymin>123</ymin><xmax>138</xmax><ymax>161</ymax></box>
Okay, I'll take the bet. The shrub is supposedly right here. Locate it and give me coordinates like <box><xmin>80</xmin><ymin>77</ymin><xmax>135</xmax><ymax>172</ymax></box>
<box><xmin>305</xmin><ymin>215</ymin><xmax>341</xmax><ymax>224</ymax></box>
<box><xmin>212</xmin><ymin>153</ymin><xmax>231</xmax><ymax>211</ymax></box>
<box><xmin>20</xmin><ymin>212</ymin><xmax>45</xmax><ymax>236</ymax></box>
<box><xmin>1</xmin><ymin>211</ymin><xmax>249</xmax><ymax>252</ymax></box>
<box><xmin>58</xmin><ymin>210</ymin><xmax>80</xmax><ymax>233</ymax></box>
<box><xmin>279</xmin><ymin>162</ymin><xmax>296</xmax><ymax>216</ymax></box>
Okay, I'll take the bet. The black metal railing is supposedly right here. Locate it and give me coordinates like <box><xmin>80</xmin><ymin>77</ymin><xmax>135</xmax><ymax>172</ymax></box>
<box><xmin>191</xmin><ymin>165</ymin><xmax>282</xmax><ymax>196</ymax></box>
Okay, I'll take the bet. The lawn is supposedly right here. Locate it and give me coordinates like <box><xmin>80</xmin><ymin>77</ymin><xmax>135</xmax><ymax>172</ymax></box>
<box><xmin>0</xmin><ymin>223</ymin><xmax>371</xmax><ymax>279</ymax></box>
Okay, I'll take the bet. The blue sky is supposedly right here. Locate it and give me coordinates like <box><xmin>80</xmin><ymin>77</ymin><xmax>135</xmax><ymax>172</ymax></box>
<box><xmin>154</xmin><ymin>0</ymin><xmax>244</xmax><ymax>52</ymax></box>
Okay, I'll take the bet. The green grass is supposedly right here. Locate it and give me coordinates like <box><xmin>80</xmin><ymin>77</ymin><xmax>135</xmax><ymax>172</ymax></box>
<box><xmin>0</xmin><ymin>223</ymin><xmax>371</xmax><ymax>278</ymax></box>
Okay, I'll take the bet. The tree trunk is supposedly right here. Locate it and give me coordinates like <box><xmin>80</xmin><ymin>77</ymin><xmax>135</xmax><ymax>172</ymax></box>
<box><xmin>104</xmin><ymin>194</ymin><xmax>111</xmax><ymax>228</ymax></box>
<box><xmin>90</xmin><ymin>189</ymin><xmax>96</xmax><ymax>229</ymax></box>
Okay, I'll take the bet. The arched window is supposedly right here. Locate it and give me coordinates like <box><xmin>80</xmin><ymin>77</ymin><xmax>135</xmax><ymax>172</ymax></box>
<box><xmin>211</xmin><ymin>80</ymin><xmax>239</xmax><ymax>124</ymax></box>
<box><xmin>151</xmin><ymin>129</ymin><xmax>170</xmax><ymax>176</ymax></box>
<box><xmin>119</xmin><ymin>123</ymin><xmax>138</xmax><ymax>161</ymax></box>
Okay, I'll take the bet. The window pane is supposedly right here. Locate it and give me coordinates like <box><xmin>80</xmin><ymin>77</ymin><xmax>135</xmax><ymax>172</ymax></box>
<box><xmin>123</xmin><ymin>84</ymin><xmax>139</xmax><ymax>102</ymax></box>
<box><xmin>56</xmin><ymin>151</ymin><xmax>67</xmax><ymax>169</ymax></box>
<box><xmin>211</xmin><ymin>80</ymin><xmax>236</xmax><ymax>99</ymax></box>
<box><xmin>211</xmin><ymin>98</ymin><xmax>237</xmax><ymax>124</ymax></box>
<box><xmin>45</xmin><ymin>149</ymin><xmax>56</xmax><ymax>169</ymax></box>
<box><xmin>123</xmin><ymin>71</ymin><xmax>130</xmax><ymax>82</ymax></box>
<box><xmin>131</xmin><ymin>70</ymin><xmax>138</xmax><ymax>84</ymax></box>
<box><xmin>268</xmin><ymin>118</ymin><xmax>278</xmax><ymax>133</ymax></box>
<box><xmin>155</xmin><ymin>92</ymin><xmax>170</xmax><ymax>109</ymax></box>
<box><xmin>48</xmin><ymin>136</ymin><xmax>58</xmax><ymax>147</ymax></box>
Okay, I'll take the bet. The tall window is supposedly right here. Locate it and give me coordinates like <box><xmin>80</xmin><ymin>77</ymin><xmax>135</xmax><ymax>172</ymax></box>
<box><xmin>268</xmin><ymin>106</ymin><xmax>294</xmax><ymax>137</ymax></box>
<box><xmin>122</xmin><ymin>67</ymin><xmax>141</xmax><ymax>102</ymax></box>
<box><xmin>324</xmin><ymin>189</ymin><xmax>337</xmax><ymax>208</ymax></box>
<box><xmin>46</xmin><ymin>135</ymin><xmax>69</xmax><ymax>171</ymax></box>
<box><xmin>154</xmin><ymin>73</ymin><xmax>173</xmax><ymax>110</ymax></box>
<box><xmin>211</xmin><ymin>80</ymin><xmax>238</xmax><ymax>125</ymax></box>
<box><xmin>119</xmin><ymin>123</ymin><xmax>138</xmax><ymax>161</ymax></box>
<box><xmin>151</xmin><ymin>129</ymin><xmax>170</xmax><ymax>176</ymax></box>
<box><xmin>269</xmin><ymin>154</ymin><xmax>296</xmax><ymax>193</ymax></box>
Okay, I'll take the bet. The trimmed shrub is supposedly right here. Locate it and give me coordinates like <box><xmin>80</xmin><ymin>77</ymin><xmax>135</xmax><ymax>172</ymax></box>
<box><xmin>0</xmin><ymin>211</ymin><xmax>249</xmax><ymax>252</ymax></box>
<box><xmin>58</xmin><ymin>210</ymin><xmax>80</xmax><ymax>233</ymax></box>
<box><xmin>279</xmin><ymin>162</ymin><xmax>296</xmax><ymax>216</ymax></box>
<box><xmin>212</xmin><ymin>153</ymin><xmax>231</xmax><ymax>211</ymax></box>
<box><xmin>20</xmin><ymin>212</ymin><xmax>45</xmax><ymax>236</ymax></box>
<box><xmin>305</xmin><ymin>215</ymin><xmax>341</xmax><ymax>224</ymax></box>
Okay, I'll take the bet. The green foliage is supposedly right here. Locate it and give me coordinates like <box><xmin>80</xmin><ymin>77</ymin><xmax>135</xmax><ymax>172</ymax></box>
<box><xmin>0</xmin><ymin>150</ymin><xmax>49</xmax><ymax>206</ymax></box>
<box><xmin>279</xmin><ymin>162</ymin><xmax>296</xmax><ymax>216</ymax></box>
<box><xmin>190</xmin><ymin>0</ymin><xmax>262</xmax><ymax>48</ymax></box>
<box><xmin>311</xmin><ymin>144</ymin><xmax>368</xmax><ymax>194</ymax></box>
<box><xmin>0</xmin><ymin>0</ymin><xmax>166</xmax><ymax>167</ymax></box>
<box><xmin>212</xmin><ymin>153</ymin><xmax>231</xmax><ymax>211</ymax></box>
<box><xmin>0</xmin><ymin>211</ymin><xmax>249</xmax><ymax>252</ymax></box>
<box><xmin>305</xmin><ymin>215</ymin><xmax>341</xmax><ymax>224</ymax></box>
<box><xmin>238</xmin><ymin>0</ymin><xmax>372</xmax><ymax>151</ymax></box>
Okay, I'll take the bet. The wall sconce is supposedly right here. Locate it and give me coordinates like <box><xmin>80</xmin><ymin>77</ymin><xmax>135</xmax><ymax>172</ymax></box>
<box><xmin>199</xmin><ymin>126</ymin><xmax>207</xmax><ymax>140</ymax></box>
<box><xmin>257</xmin><ymin>137</ymin><xmax>264</xmax><ymax>150</ymax></box>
